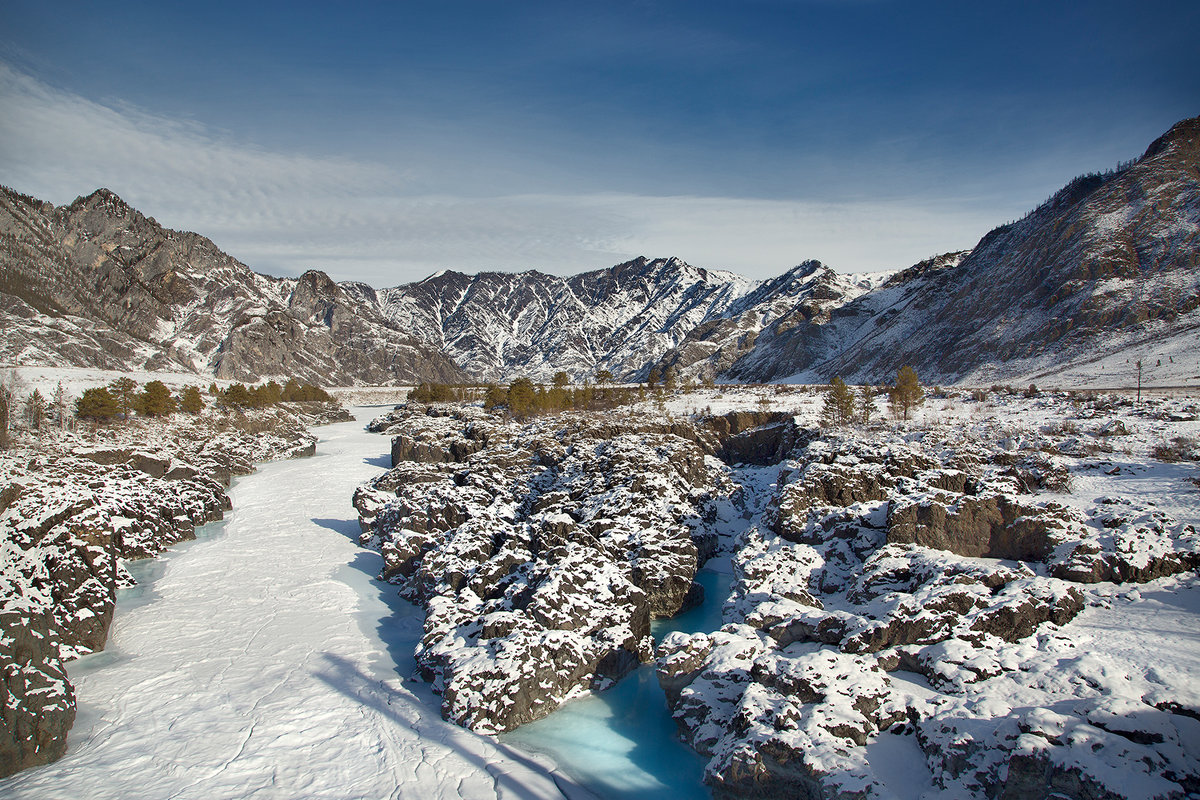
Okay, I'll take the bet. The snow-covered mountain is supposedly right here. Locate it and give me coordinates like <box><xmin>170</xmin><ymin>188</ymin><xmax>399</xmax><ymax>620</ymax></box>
<box><xmin>721</xmin><ymin>117</ymin><xmax>1200</xmax><ymax>385</ymax></box>
<box><xmin>370</xmin><ymin>257</ymin><xmax>759</xmax><ymax>382</ymax></box>
<box><xmin>0</xmin><ymin>188</ymin><xmax>465</xmax><ymax>385</ymax></box>
<box><xmin>3</xmin><ymin>116</ymin><xmax>1196</xmax><ymax>388</ymax></box>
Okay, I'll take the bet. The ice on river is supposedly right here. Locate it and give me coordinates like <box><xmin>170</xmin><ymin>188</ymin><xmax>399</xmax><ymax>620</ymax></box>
<box><xmin>1</xmin><ymin>410</ymin><xmax>572</xmax><ymax>800</ymax></box>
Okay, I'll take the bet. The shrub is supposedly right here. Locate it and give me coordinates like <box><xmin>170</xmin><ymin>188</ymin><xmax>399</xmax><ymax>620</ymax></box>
<box><xmin>1152</xmin><ymin>437</ymin><xmax>1196</xmax><ymax>463</ymax></box>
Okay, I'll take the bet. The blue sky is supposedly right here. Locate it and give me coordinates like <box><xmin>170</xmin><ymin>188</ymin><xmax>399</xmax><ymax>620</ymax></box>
<box><xmin>1</xmin><ymin>1</ymin><xmax>1196</xmax><ymax>283</ymax></box>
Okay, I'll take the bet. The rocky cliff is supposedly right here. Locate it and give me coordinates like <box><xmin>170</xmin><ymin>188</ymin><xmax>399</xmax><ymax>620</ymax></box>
<box><xmin>0</xmin><ymin>187</ymin><xmax>465</xmax><ymax>385</ymax></box>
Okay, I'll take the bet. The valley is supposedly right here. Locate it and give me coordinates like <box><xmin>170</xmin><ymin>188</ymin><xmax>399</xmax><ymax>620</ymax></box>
<box><xmin>0</xmin><ymin>115</ymin><xmax>1197</xmax><ymax>800</ymax></box>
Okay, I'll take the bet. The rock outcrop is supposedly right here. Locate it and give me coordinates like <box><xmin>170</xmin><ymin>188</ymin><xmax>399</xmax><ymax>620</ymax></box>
<box><xmin>354</xmin><ymin>404</ymin><xmax>719</xmax><ymax>732</ymax></box>
<box><xmin>657</xmin><ymin>413</ymin><xmax>1200</xmax><ymax>800</ymax></box>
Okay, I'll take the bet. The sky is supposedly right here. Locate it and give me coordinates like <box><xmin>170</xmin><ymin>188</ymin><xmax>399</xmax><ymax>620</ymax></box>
<box><xmin>0</xmin><ymin>1</ymin><xmax>1196</xmax><ymax>285</ymax></box>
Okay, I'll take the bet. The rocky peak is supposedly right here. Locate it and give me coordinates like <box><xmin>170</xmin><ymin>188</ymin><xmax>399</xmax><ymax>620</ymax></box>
<box><xmin>1142</xmin><ymin>114</ymin><xmax>1200</xmax><ymax>160</ymax></box>
<box><xmin>62</xmin><ymin>188</ymin><xmax>140</xmax><ymax>227</ymax></box>
<box><xmin>290</xmin><ymin>269</ymin><xmax>343</xmax><ymax>307</ymax></box>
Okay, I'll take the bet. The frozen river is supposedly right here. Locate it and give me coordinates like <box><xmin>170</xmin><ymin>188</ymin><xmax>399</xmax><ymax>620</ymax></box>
<box><xmin>2</xmin><ymin>411</ymin><xmax>579</xmax><ymax>800</ymax></box>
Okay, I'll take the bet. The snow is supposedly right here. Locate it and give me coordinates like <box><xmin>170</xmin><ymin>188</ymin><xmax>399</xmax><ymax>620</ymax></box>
<box><xmin>0</xmin><ymin>410</ymin><xmax>571</xmax><ymax>799</ymax></box>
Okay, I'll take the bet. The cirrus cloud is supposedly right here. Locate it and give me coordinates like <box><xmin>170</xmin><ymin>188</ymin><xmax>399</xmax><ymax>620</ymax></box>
<box><xmin>0</xmin><ymin>62</ymin><xmax>1004</xmax><ymax>285</ymax></box>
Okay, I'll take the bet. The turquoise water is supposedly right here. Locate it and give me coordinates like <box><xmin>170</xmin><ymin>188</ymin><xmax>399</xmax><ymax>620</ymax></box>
<box><xmin>502</xmin><ymin>565</ymin><xmax>732</xmax><ymax>800</ymax></box>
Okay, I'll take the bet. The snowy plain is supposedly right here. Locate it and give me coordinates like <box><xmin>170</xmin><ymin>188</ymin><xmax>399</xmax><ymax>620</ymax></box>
<box><xmin>0</xmin><ymin>409</ymin><xmax>576</xmax><ymax>800</ymax></box>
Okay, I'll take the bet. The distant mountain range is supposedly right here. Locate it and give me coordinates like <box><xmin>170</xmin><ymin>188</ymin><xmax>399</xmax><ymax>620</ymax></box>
<box><xmin>2</xmin><ymin>116</ymin><xmax>1197</xmax><ymax>387</ymax></box>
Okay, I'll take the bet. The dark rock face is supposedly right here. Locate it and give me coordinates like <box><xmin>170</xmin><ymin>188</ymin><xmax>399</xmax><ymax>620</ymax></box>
<box><xmin>0</xmin><ymin>187</ymin><xmax>464</xmax><ymax>385</ymax></box>
<box><xmin>885</xmin><ymin>492</ymin><xmax>1065</xmax><ymax>562</ymax></box>
<box><xmin>0</xmin><ymin>610</ymin><xmax>75</xmax><ymax>777</ymax></box>
<box><xmin>355</xmin><ymin>405</ymin><xmax>716</xmax><ymax>732</ymax></box>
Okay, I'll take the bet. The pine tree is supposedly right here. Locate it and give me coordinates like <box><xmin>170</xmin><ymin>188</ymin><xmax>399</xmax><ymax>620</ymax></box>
<box><xmin>53</xmin><ymin>382</ymin><xmax>68</xmax><ymax>430</ymax></box>
<box><xmin>857</xmin><ymin>385</ymin><xmax>875</xmax><ymax>424</ymax></box>
<box><xmin>140</xmin><ymin>381</ymin><xmax>175</xmax><ymax>416</ymax></box>
<box><xmin>26</xmin><ymin>389</ymin><xmax>47</xmax><ymax>430</ymax></box>
<box><xmin>888</xmin><ymin>366</ymin><xmax>924</xmax><ymax>421</ymax></box>
<box><xmin>223</xmin><ymin>383</ymin><xmax>252</xmax><ymax>408</ymax></box>
<box><xmin>507</xmin><ymin>377</ymin><xmax>536</xmax><ymax>419</ymax></box>
<box><xmin>77</xmin><ymin>387</ymin><xmax>120</xmax><ymax>421</ymax></box>
<box><xmin>552</xmin><ymin>371</ymin><xmax>569</xmax><ymax>388</ymax></box>
<box><xmin>595</xmin><ymin>369</ymin><xmax>615</xmax><ymax>384</ymax></box>
<box><xmin>0</xmin><ymin>376</ymin><xmax>12</xmax><ymax>449</ymax></box>
<box><xmin>109</xmin><ymin>377</ymin><xmax>139</xmax><ymax>419</ymax></box>
<box><xmin>822</xmin><ymin>377</ymin><xmax>856</xmax><ymax>425</ymax></box>
<box><xmin>483</xmin><ymin>385</ymin><xmax>507</xmax><ymax>410</ymax></box>
<box><xmin>179</xmin><ymin>385</ymin><xmax>205</xmax><ymax>415</ymax></box>
<box><xmin>646</xmin><ymin>366</ymin><xmax>661</xmax><ymax>387</ymax></box>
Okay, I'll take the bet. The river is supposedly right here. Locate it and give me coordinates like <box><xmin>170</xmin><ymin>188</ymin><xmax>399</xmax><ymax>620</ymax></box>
<box><xmin>1</xmin><ymin>409</ymin><xmax>725</xmax><ymax>799</ymax></box>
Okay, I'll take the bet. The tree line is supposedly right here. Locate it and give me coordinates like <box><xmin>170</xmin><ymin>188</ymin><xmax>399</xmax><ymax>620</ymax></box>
<box><xmin>75</xmin><ymin>377</ymin><xmax>332</xmax><ymax>422</ymax></box>
<box><xmin>410</xmin><ymin>371</ymin><xmax>648</xmax><ymax>420</ymax></box>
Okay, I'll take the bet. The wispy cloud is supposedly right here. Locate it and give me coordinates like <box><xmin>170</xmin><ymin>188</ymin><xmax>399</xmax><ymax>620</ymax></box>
<box><xmin>0</xmin><ymin>63</ymin><xmax>1002</xmax><ymax>285</ymax></box>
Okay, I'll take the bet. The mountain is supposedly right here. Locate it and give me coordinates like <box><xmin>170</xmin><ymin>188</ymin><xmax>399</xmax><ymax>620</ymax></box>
<box><xmin>371</xmin><ymin>258</ymin><xmax>758</xmax><ymax>381</ymax></box>
<box><xmin>717</xmin><ymin>117</ymin><xmax>1200</xmax><ymax>385</ymax></box>
<box><xmin>650</xmin><ymin>260</ymin><xmax>893</xmax><ymax>382</ymax></box>
<box><xmin>0</xmin><ymin>187</ymin><xmax>465</xmax><ymax>385</ymax></box>
<box><xmin>3</xmin><ymin>116</ymin><xmax>1195</xmax><ymax>388</ymax></box>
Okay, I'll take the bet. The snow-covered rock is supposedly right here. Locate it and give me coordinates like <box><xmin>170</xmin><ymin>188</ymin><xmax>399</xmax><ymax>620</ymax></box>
<box><xmin>355</xmin><ymin>404</ymin><xmax>719</xmax><ymax>732</ymax></box>
<box><xmin>655</xmin><ymin>394</ymin><xmax>1200</xmax><ymax>800</ymax></box>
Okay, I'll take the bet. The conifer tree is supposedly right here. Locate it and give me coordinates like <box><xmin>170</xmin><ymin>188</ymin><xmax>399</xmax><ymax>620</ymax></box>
<box><xmin>223</xmin><ymin>383</ymin><xmax>252</xmax><ymax>408</ymax></box>
<box><xmin>663</xmin><ymin>367</ymin><xmax>677</xmax><ymax>392</ymax></box>
<box><xmin>77</xmin><ymin>387</ymin><xmax>119</xmax><ymax>421</ymax></box>
<box><xmin>26</xmin><ymin>389</ymin><xmax>47</xmax><ymax>430</ymax></box>
<box><xmin>53</xmin><ymin>382</ymin><xmax>68</xmax><ymax>430</ymax></box>
<box><xmin>140</xmin><ymin>381</ymin><xmax>175</xmax><ymax>416</ymax></box>
<box><xmin>822</xmin><ymin>377</ymin><xmax>856</xmax><ymax>425</ymax></box>
<box><xmin>109</xmin><ymin>377</ymin><xmax>139</xmax><ymax>419</ymax></box>
<box><xmin>0</xmin><ymin>376</ymin><xmax>12</xmax><ymax>449</ymax></box>
<box><xmin>507</xmin><ymin>377</ymin><xmax>536</xmax><ymax>419</ymax></box>
<box><xmin>483</xmin><ymin>385</ymin><xmax>507</xmax><ymax>410</ymax></box>
<box><xmin>857</xmin><ymin>385</ymin><xmax>875</xmax><ymax>424</ymax></box>
<box><xmin>888</xmin><ymin>366</ymin><xmax>924</xmax><ymax>421</ymax></box>
<box><xmin>179</xmin><ymin>385</ymin><xmax>205</xmax><ymax>415</ymax></box>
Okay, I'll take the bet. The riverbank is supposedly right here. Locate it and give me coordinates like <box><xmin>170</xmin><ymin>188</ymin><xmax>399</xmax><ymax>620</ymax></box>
<box><xmin>0</xmin><ymin>410</ymin><xmax>571</xmax><ymax>798</ymax></box>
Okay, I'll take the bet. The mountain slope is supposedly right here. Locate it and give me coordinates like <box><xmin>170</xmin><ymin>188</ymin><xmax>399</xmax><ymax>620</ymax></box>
<box><xmin>722</xmin><ymin>116</ymin><xmax>1200</xmax><ymax>385</ymax></box>
<box><xmin>3</xmin><ymin>116</ymin><xmax>1196</xmax><ymax>389</ymax></box>
<box><xmin>374</xmin><ymin>257</ymin><xmax>761</xmax><ymax>381</ymax></box>
<box><xmin>0</xmin><ymin>188</ymin><xmax>464</xmax><ymax>385</ymax></box>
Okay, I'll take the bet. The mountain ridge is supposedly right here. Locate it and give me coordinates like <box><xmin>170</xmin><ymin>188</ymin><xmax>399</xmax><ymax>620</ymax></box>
<box><xmin>2</xmin><ymin>116</ymin><xmax>1196</xmax><ymax>387</ymax></box>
